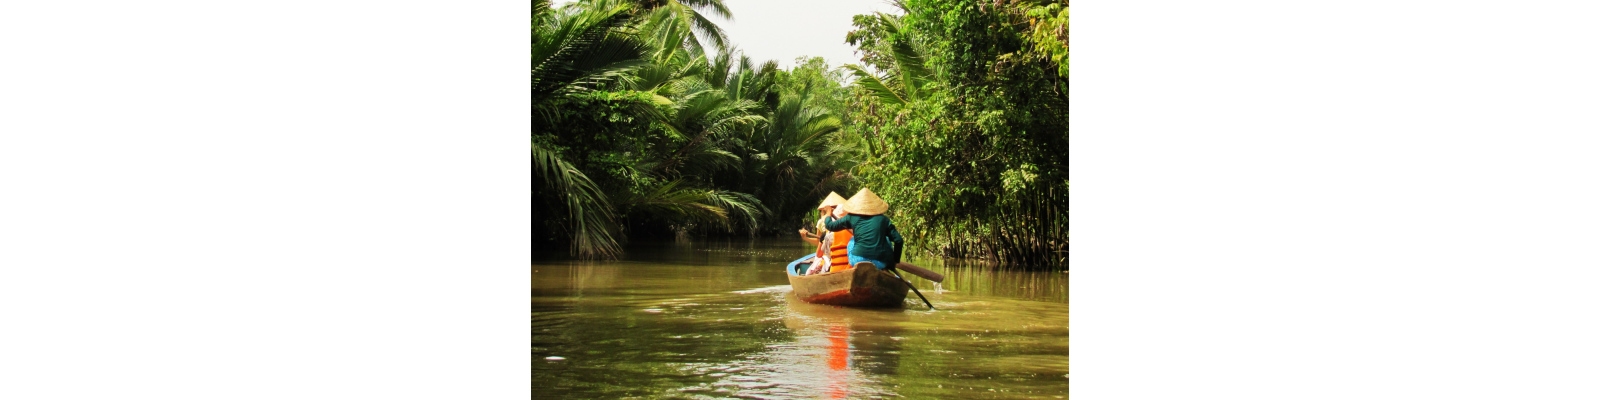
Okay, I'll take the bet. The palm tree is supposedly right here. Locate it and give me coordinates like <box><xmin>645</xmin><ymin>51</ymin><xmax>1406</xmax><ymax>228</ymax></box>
<box><xmin>740</xmin><ymin>83</ymin><xmax>845</xmax><ymax>227</ymax></box>
<box><xmin>629</xmin><ymin>0</ymin><xmax>734</xmax><ymax>53</ymax></box>
<box><xmin>842</xmin><ymin>13</ymin><xmax>936</xmax><ymax>107</ymax></box>
<box><xmin>532</xmin><ymin>0</ymin><xmax>659</xmax><ymax>258</ymax></box>
<box><xmin>532</xmin><ymin>0</ymin><xmax>652</xmax><ymax>103</ymax></box>
<box><xmin>536</xmin><ymin>0</ymin><xmax>871</xmax><ymax>249</ymax></box>
<box><xmin>622</xmin><ymin>8</ymin><xmax>710</xmax><ymax>97</ymax></box>
<box><xmin>712</xmin><ymin>50</ymin><xmax>781</xmax><ymax>110</ymax></box>
<box><xmin>534</xmin><ymin>0</ymin><xmax>771</xmax><ymax>251</ymax></box>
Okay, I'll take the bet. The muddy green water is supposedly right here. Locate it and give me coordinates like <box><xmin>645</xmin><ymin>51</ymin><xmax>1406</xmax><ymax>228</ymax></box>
<box><xmin>533</xmin><ymin>239</ymin><xmax>1068</xmax><ymax>399</ymax></box>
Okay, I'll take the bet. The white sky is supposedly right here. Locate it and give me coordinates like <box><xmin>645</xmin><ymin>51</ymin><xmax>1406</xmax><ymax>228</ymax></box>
<box><xmin>552</xmin><ymin>0</ymin><xmax>902</xmax><ymax>70</ymax></box>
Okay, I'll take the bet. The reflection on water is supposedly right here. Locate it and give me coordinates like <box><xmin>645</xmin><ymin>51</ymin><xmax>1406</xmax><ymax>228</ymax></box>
<box><xmin>533</xmin><ymin>239</ymin><xmax>1068</xmax><ymax>399</ymax></box>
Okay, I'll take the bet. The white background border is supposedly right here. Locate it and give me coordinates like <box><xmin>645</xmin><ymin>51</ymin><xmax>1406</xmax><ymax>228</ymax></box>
<box><xmin>0</xmin><ymin>1</ymin><xmax>532</xmax><ymax>398</ymax></box>
<box><xmin>1075</xmin><ymin>0</ymin><xmax>1600</xmax><ymax>398</ymax></box>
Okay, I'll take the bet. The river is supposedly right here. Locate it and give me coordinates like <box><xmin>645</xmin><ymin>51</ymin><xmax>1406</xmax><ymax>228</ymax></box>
<box><xmin>533</xmin><ymin>238</ymin><xmax>1069</xmax><ymax>399</ymax></box>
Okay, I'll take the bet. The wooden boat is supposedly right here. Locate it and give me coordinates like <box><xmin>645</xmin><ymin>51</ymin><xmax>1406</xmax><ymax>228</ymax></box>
<box><xmin>786</xmin><ymin>254</ymin><xmax>909</xmax><ymax>307</ymax></box>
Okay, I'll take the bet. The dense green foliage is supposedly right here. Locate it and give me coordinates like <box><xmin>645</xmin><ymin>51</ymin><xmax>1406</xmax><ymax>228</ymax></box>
<box><xmin>535</xmin><ymin>0</ymin><xmax>1067</xmax><ymax>268</ymax></box>
<box><xmin>843</xmin><ymin>0</ymin><xmax>1068</xmax><ymax>267</ymax></box>
<box><xmin>533</xmin><ymin>0</ymin><xmax>855</xmax><ymax>258</ymax></box>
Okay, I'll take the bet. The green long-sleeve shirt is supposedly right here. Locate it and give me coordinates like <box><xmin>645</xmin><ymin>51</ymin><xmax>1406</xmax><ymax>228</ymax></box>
<box><xmin>824</xmin><ymin>214</ymin><xmax>902</xmax><ymax>264</ymax></box>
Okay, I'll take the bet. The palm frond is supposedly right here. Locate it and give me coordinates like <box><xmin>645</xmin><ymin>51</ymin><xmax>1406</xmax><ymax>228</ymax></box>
<box><xmin>621</xmin><ymin>180</ymin><xmax>728</xmax><ymax>224</ymax></box>
<box><xmin>676</xmin><ymin>4</ymin><xmax>729</xmax><ymax>51</ymax></box>
<box><xmin>872</xmin><ymin>12</ymin><xmax>930</xmax><ymax>84</ymax></box>
<box><xmin>676</xmin><ymin>0</ymin><xmax>733</xmax><ymax>20</ymax></box>
<box><xmin>843</xmin><ymin>64</ymin><xmax>907</xmax><ymax>106</ymax></box>
<box><xmin>533</xmin><ymin>143</ymin><xmax>622</xmax><ymax>259</ymax></box>
<box><xmin>533</xmin><ymin>0</ymin><xmax>552</xmax><ymax>24</ymax></box>
<box><xmin>704</xmin><ymin>190</ymin><xmax>767</xmax><ymax>232</ymax></box>
<box><xmin>707</xmin><ymin>47</ymin><xmax>734</xmax><ymax>89</ymax></box>
<box><xmin>532</xmin><ymin>3</ymin><xmax>651</xmax><ymax>101</ymax></box>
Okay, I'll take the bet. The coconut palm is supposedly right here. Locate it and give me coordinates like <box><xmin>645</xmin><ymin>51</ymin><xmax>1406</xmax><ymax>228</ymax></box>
<box><xmin>623</xmin><ymin>9</ymin><xmax>711</xmax><ymax>97</ymax></box>
<box><xmin>532</xmin><ymin>0</ymin><xmax>652</xmax><ymax>102</ymax></box>
<box><xmin>739</xmin><ymin>83</ymin><xmax>845</xmax><ymax>226</ymax></box>
<box><xmin>536</xmin><ymin>0</ymin><xmax>869</xmax><ymax>254</ymax></box>
<box><xmin>650</xmin><ymin>77</ymin><xmax>766</xmax><ymax>172</ymax></box>
<box><xmin>714</xmin><ymin>51</ymin><xmax>781</xmax><ymax>110</ymax></box>
<box><xmin>629</xmin><ymin>0</ymin><xmax>734</xmax><ymax>53</ymax></box>
<box><xmin>534</xmin><ymin>0</ymin><xmax>775</xmax><ymax>252</ymax></box>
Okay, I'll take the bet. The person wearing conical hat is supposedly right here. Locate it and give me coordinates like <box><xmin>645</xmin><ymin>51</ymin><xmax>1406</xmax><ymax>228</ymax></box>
<box><xmin>799</xmin><ymin>192</ymin><xmax>847</xmax><ymax>244</ymax></box>
<box><xmin>799</xmin><ymin>192</ymin><xmax>854</xmax><ymax>275</ymax></box>
<box><xmin>823</xmin><ymin>188</ymin><xmax>904</xmax><ymax>270</ymax></box>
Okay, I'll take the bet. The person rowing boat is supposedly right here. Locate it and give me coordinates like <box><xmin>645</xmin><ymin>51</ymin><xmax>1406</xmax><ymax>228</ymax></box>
<box><xmin>823</xmin><ymin>188</ymin><xmax>903</xmax><ymax>271</ymax></box>
<box><xmin>798</xmin><ymin>192</ymin><xmax>853</xmax><ymax>275</ymax></box>
<box><xmin>782</xmin><ymin>188</ymin><xmax>934</xmax><ymax>308</ymax></box>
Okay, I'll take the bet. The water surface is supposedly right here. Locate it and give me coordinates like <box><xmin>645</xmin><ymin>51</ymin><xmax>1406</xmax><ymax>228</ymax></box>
<box><xmin>533</xmin><ymin>239</ymin><xmax>1068</xmax><ymax>399</ymax></box>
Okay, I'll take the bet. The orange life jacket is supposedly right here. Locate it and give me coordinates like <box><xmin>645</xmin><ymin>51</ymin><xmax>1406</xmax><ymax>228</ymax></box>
<box><xmin>827</xmin><ymin>230</ymin><xmax>854</xmax><ymax>271</ymax></box>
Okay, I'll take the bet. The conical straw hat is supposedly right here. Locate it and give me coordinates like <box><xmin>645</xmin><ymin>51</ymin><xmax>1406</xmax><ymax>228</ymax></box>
<box><xmin>816</xmin><ymin>192</ymin><xmax>848</xmax><ymax>210</ymax></box>
<box><xmin>844</xmin><ymin>188</ymin><xmax>888</xmax><ymax>215</ymax></box>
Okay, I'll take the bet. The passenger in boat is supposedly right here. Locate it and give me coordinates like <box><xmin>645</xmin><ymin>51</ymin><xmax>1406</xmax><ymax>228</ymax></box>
<box><xmin>824</xmin><ymin>188</ymin><xmax>904</xmax><ymax>271</ymax></box>
<box><xmin>799</xmin><ymin>192</ymin><xmax>852</xmax><ymax>275</ymax></box>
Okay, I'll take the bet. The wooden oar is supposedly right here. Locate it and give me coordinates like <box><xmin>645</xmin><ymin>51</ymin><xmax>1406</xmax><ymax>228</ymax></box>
<box><xmin>894</xmin><ymin>262</ymin><xmax>944</xmax><ymax>283</ymax></box>
<box><xmin>886</xmin><ymin>266</ymin><xmax>935</xmax><ymax>310</ymax></box>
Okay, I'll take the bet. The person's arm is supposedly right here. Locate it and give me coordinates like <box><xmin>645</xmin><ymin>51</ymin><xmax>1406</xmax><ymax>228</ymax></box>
<box><xmin>887</xmin><ymin>225</ymin><xmax>905</xmax><ymax>264</ymax></box>
<box><xmin>799</xmin><ymin>228</ymin><xmax>821</xmax><ymax>245</ymax></box>
<box><xmin>823</xmin><ymin>214</ymin><xmax>853</xmax><ymax>232</ymax></box>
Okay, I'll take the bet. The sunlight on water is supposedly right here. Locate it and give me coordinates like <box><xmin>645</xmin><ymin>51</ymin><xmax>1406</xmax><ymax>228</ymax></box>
<box><xmin>733</xmin><ymin>285</ymin><xmax>792</xmax><ymax>294</ymax></box>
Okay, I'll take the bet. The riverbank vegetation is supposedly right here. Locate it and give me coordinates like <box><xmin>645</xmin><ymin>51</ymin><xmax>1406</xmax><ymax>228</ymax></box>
<box><xmin>534</xmin><ymin>0</ymin><xmax>1068</xmax><ymax>268</ymax></box>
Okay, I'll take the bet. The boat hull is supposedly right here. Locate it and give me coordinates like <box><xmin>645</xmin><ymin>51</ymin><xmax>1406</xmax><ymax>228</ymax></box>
<box><xmin>786</xmin><ymin>256</ymin><xmax>909</xmax><ymax>307</ymax></box>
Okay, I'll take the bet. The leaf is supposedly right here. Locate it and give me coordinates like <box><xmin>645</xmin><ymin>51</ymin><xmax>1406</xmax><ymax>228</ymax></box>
<box><xmin>843</xmin><ymin>64</ymin><xmax>907</xmax><ymax>106</ymax></box>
